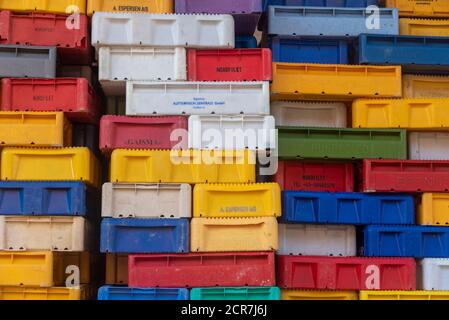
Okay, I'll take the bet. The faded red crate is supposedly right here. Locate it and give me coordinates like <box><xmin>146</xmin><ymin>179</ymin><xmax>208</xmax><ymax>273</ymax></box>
<box><xmin>0</xmin><ymin>11</ymin><xmax>91</xmax><ymax>65</ymax></box>
<box><xmin>99</xmin><ymin>115</ymin><xmax>188</xmax><ymax>153</ymax></box>
<box><xmin>278</xmin><ymin>256</ymin><xmax>416</xmax><ymax>290</ymax></box>
<box><xmin>274</xmin><ymin>160</ymin><xmax>354</xmax><ymax>192</ymax></box>
<box><xmin>187</xmin><ymin>49</ymin><xmax>272</xmax><ymax>81</ymax></box>
<box><xmin>361</xmin><ymin>159</ymin><xmax>449</xmax><ymax>192</ymax></box>
<box><xmin>129</xmin><ymin>252</ymin><xmax>275</xmax><ymax>288</ymax></box>
<box><xmin>1</xmin><ymin>78</ymin><xmax>100</xmax><ymax>123</ymax></box>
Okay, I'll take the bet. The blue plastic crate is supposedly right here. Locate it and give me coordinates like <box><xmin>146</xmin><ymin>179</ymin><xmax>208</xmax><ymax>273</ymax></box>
<box><xmin>271</xmin><ymin>36</ymin><xmax>350</xmax><ymax>63</ymax></box>
<box><xmin>282</xmin><ymin>191</ymin><xmax>415</xmax><ymax>225</ymax></box>
<box><xmin>263</xmin><ymin>0</ymin><xmax>379</xmax><ymax>11</ymax></box>
<box><xmin>98</xmin><ymin>286</ymin><xmax>189</xmax><ymax>300</ymax></box>
<box><xmin>235</xmin><ymin>35</ymin><xmax>258</xmax><ymax>48</ymax></box>
<box><xmin>100</xmin><ymin>218</ymin><xmax>190</xmax><ymax>253</ymax></box>
<box><xmin>364</xmin><ymin>225</ymin><xmax>449</xmax><ymax>258</ymax></box>
<box><xmin>358</xmin><ymin>34</ymin><xmax>449</xmax><ymax>73</ymax></box>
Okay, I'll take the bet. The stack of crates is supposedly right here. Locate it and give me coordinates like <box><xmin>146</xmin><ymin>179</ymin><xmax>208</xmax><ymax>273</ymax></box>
<box><xmin>0</xmin><ymin>0</ymin><xmax>102</xmax><ymax>300</ymax></box>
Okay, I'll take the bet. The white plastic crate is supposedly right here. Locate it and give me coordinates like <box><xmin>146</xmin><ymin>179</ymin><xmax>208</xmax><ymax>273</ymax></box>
<box><xmin>99</xmin><ymin>47</ymin><xmax>187</xmax><ymax>95</ymax></box>
<box><xmin>101</xmin><ymin>183</ymin><xmax>192</xmax><ymax>218</ymax></box>
<box><xmin>126</xmin><ymin>81</ymin><xmax>270</xmax><ymax>115</ymax></box>
<box><xmin>277</xmin><ymin>224</ymin><xmax>356</xmax><ymax>256</ymax></box>
<box><xmin>409</xmin><ymin>132</ymin><xmax>449</xmax><ymax>160</ymax></box>
<box><xmin>188</xmin><ymin>115</ymin><xmax>276</xmax><ymax>150</ymax></box>
<box><xmin>0</xmin><ymin>216</ymin><xmax>87</xmax><ymax>251</ymax></box>
<box><xmin>418</xmin><ymin>258</ymin><xmax>449</xmax><ymax>290</ymax></box>
<box><xmin>271</xmin><ymin>101</ymin><xmax>347</xmax><ymax>128</ymax></box>
<box><xmin>92</xmin><ymin>12</ymin><xmax>235</xmax><ymax>49</ymax></box>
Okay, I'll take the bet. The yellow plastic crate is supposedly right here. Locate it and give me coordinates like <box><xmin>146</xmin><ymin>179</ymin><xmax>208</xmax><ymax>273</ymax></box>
<box><xmin>400</xmin><ymin>18</ymin><xmax>449</xmax><ymax>36</ymax></box>
<box><xmin>403</xmin><ymin>75</ymin><xmax>449</xmax><ymax>98</ymax></box>
<box><xmin>419</xmin><ymin>193</ymin><xmax>449</xmax><ymax>225</ymax></box>
<box><xmin>193</xmin><ymin>183</ymin><xmax>281</xmax><ymax>218</ymax></box>
<box><xmin>386</xmin><ymin>0</ymin><xmax>449</xmax><ymax>17</ymax></box>
<box><xmin>105</xmin><ymin>253</ymin><xmax>128</xmax><ymax>285</ymax></box>
<box><xmin>0</xmin><ymin>0</ymin><xmax>87</xmax><ymax>14</ymax></box>
<box><xmin>271</xmin><ymin>63</ymin><xmax>402</xmax><ymax>101</ymax></box>
<box><xmin>110</xmin><ymin>149</ymin><xmax>256</xmax><ymax>184</ymax></box>
<box><xmin>190</xmin><ymin>217</ymin><xmax>278</xmax><ymax>252</ymax></box>
<box><xmin>282</xmin><ymin>290</ymin><xmax>358</xmax><ymax>300</ymax></box>
<box><xmin>87</xmin><ymin>0</ymin><xmax>173</xmax><ymax>16</ymax></box>
<box><xmin>1</xmin><ymin>147</ymin><xmax>100</xmax><ymax>187</ymax></box>
<box><xmin>360</xmin><ymin>291</ymin><xmax>449</xmax><ymax>300</ymax></box>
<box><xmin>352</xmin><ymin>98</ymin><xmax>449</xmax><ymax>129</ymax></box>
<box><xmin>0</xmin><ymin>285</ymin><xmax>91</xmax><ymax>300</ymax></box>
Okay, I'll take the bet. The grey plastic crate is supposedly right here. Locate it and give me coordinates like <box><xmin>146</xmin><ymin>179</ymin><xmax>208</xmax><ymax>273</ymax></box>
<box><xmin>268</xmin><ymin>6</ymin><xmax>399</xmax><ymax>37</ymax></box>
<box><xmin>0</xmin><ymin>45</ymin><xmax>57</xmax><ymax>78</ymax></box>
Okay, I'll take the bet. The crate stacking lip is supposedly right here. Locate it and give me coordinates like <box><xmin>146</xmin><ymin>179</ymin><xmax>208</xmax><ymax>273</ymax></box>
<box><xmin>190</xmin><ymin>287</ymin><xmax>281</xmax><ymax>300</ymax></box>
<box><xmin>0</xmin><ymin>45</ymin><xmax>56</xmax><ymax>78</ymax></box>
<box><xmin>262</xmin><ymin>0</ymin><xmax>380</xmax><ymax>12</ymax></box>
<box><xmin>0</xmin><ymin>0</ymin><xmax>87</xmax><ymax>14</ymax></box>
<box><xmin>385</xmin><ymin>0</ymin><xmax>449</xmax><ymax>17</ymax></box>
<box><xmin>97</xmin><ymin>286</ymin><xmax>189</xmax><ymax>301</ymax></box>
<box><xmin>87</xmin><ymin>0</ymin><xmax>174</xmax><ymax>16</ymax></box>
<box><xmin>281</xmin><ymin>289</ymin><xmax>358</xmax><ymax>300</ymax></box>
<box><xmin>418</xmin><ymin>258</ymin><xmax>449</xmax><ymax>291</ymax></box>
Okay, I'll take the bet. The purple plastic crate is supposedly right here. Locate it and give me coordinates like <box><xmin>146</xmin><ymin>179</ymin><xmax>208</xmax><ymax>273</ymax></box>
<box><xmin>175</xmin><ymin>0</ymin><xmax>262</xmax><ymax>13</ymax></box>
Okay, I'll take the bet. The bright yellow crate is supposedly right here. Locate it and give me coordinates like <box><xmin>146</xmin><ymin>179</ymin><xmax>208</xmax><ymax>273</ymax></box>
<box><xmin>419</xmin><ymin>193</ymin><xmax>449</xmax><ymax>225</ymax></box>
<box><xmin>352</xmin><ymin>98</ymin><xmax>449</xmax><ymax>129</ymax></box>
<box><xmin>1</xmin><ymin>147</ymin><xmax>100</xmax><ymax>187</ymax></box>
<box><xmin>0</xmin><ymin>0</ymin><xmax>87</xmax><ymax>14</ymax></box>
<box><xmin>271</xmin><ymin>63</ymin><xmax>402</xmax><ymax>101</ymax></box>
<box><xmin>400</xmin><ymin>18</ymin><xmax>449</xmax><ymax>37</ymax></box>
<box><xmin>360</xmin><ymin>291</ymin><xmax>449</xmax><ymax>300</ymax></box>
<box><xmin>87</xmin><ymin>0</ymin><xmax>173</xmax><ymax>16</ymax></box>
<box><xmin>282</xmin><ymin>290</ymin><xmax>358</xmax><ymax>300</ymax></box>
<box><xmin>193</xmin><ymin>183</ymin><xmax>281</xmax><ymax>218</ymax></box>
<box><xmin>403</xmin><ymin>75</ymin><xmax>449</xmax><ymax>98</ymax></box>
<box><xmin>190</xmin><ymin>217</ymin><xmax>278</xmax><ymax>252</ymax></box>
<box><xmin>386</xmin><ymin>0</ymin><xmax>449</xmax><ymax>17</ymax></box>
<box><xmin>106</xmin><ymin>254</ymin><xmax>128</xmax><ymax>285</ymax></box>
<box><xmin>0</xmin><ymin>112</ymin><xmax>71</xmax><ymax>147</ymax></box>
<box><xmin>0</xmin><ymin>285</ymin><xmax>91</xmax><ymax>300</ymax></box>
<box><xmin>110</xmin><ymin>149</ymin><xmax>256</xmax><ymax>184</ymax></box>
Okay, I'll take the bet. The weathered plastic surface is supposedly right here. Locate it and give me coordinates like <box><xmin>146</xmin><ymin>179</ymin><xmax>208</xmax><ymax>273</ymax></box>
<box><xmin>92</xmin><ymin>12</ymin><xmax>235</xmax><ymax>49</ymax></box>
<box><xmin>191</xmin><ymin>287</ymin><xmax>281</xmax><ymax>300</ymax></box>
<box><xmin>129</xmin><ymin>252</ymin><xmax>276</xmax><ymax>288</ymax></box>
<box><xmin>278</xmin><ymin>224</ymin><xmax>356</xmax><ymax>256</ymax></box>
<box><xmin>126</xmin><ymin>81</ymin><xmax>270</xmax><ymax>115</ymax></box>
<box><xmin>277</xmin><ymin>127</ymin><xmax>407</xmax><ymax>160</ymax></box>
<box><xmin>0</xmin><ymin>45</ymin><xmax>56</xmax><ymax>78</ymax></box>
<box><xmin>262</xmin><ymin>0</ymin><xmax>379</xmax><ymax>11</ymax></box>
<box><xmin>0</xmin><ymin>0</ymin><xmax>87</xmax><ymax>14</ymax></box>
<box><xmin>98</xmin><ymin>286</ymin><xmax>189</xmax><ymax>300</ymax></box>
<box><xmin>364</xmin><ymin>225</ymin><xmax>449</xmax><ymax>258</ymax></box>
<box><xmin>188</xmin><ymin>115</ymin><xmax>275</xmax><ymax>150</ymax></box>
<box><xmin>418</xmin><ymin>259</ymin><xmax>449</xmax><ymax>290</ymax></box>
<box><xmin>0</xmin><ymin>285</ymin><xmax>92</xmax><ymax>300</ymax></box>
<box><xmin>360</xmin><ymin>290</ymin><xmax>449</xmax><ymax>300</ymax></box>
<box><xmin>419</xmin><ymin>193</ymin><xmax>449</xmax><ymax>226</ymax></box>
<box><xmin>403</xmin><ymin>75</ymin><xmax>449</xmax><ymax>98</ymax></box>
<box><xmin>282</xmin><ymin>191</ymin><xmax>415</xmax><ymax>225</ymax></box>
<box><xmin>87</xmin><ymin>0</ymin><xmax>174</xmax><ymax>15</ymax></box>
<box><xmin>105</xmin><ymin>254</ymin><xmax>128</xmax><ymax>285</ymax></box>
<box><xmin>400</xmin><ymin>18</ymin><xmax>449</xmax><ymax>37</ymax></box>
<box><xmin>99</xmin><ymin>47</ymin><xmax>187</xmax><ymax>95</ymax></box>
<box><xmin>409</xmin><ymin>132</ymin><xmax>449</xmax><ymax>160</ymax></box>
<box><xmin>275</xmin><ymin>160</ymin><xmax>355</xmax><ymax>192</ymax></box>
<box><xmin>271</xmin><ymin>101</ymin><xmax>347</xmax><ymax>127</ymax></box>
<box><xmin>277</xmin><ymin>256</ymin><xmax>416</xmax><ymax>290</ymax></box>
<box><xmin>100</xmin><ymin>115</ymin><xmax>188</xmax><ymax>152</ymax></box>
<box><xmin>175</xmin><ymin>0</ymin><xmax>262</xmax><ymax>13</ymax></box>
<box><xmin>102</xmin><ymin>183</ymin><xmax>192</xmax><ymax>218</ymax></box>
<box><xmin>282</xmin><ymin>289</ymin><xmax>358</xmax><ymax>300</ymax></box>
<box><xmin>235</xmin><ymin>35</ymin><xmax>258</xmax><ymax>48</ymax></box>
<box><xmin>386</xmin><ymin>0</ymin><xmax>449</xmax><ymax>17</ymax></box>
<box><xmin>271</xmin><ymin>36</ymin><xmax>349</xmax><ymax>64</ymax></box>
<box><xmin>190</xmin><ymin>217</ymin><xmax>278</xmax><ymax>252</ymax></box>
<box><xmin>101</xmin><ymin>218</ymin><xmax>190</xmax><ymax>253</ymax></box>
<box><xmin>268</xmin><ymin>7</ymin><xmax>399</xmax><ymax>36</ymax></box>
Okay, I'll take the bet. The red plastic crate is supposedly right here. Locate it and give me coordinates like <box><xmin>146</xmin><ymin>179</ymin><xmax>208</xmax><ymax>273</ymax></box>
<box><xmin>1</xmin><ymin>78</ymin><xmax>100</xmax><ymax>123</ymax></box>
<box><xmin>278</xmin><ymin>256</ymin><xmax>416</xmax><ymax>290</ymax></box>
<box><xmin>187</xmin><ymin>49</ymin><xmax>272</xmax><ymax>81</ymax></box>
<box><xmin>128</xmin><ymin>252</ymin><xmax>276</xmax><ymax>288</ymax></box>
<box><xmin>0</xmin><ymin>11</ymin><xmax>91</xmax><ymax>65</ymax></box>
<box><xmin>99</xmin><ymin>115</ymin><xmax>188</xmax><ymax>153</ymax></box>
<box><xmin>361</xmin><ymin>159</ymin><xmax>449</xmax><ymax>192</ymax></box>
<box><xmin>274</xmin><ymin>160</ymin><xmax>354</xmax><ymax>192</ymax></box>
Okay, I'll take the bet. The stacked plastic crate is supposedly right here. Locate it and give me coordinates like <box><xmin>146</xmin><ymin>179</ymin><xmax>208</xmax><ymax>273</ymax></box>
<box><xmin>0</xmin><ymin>1</ymin><xmax>101</xmax><ymax>300</ymax></box>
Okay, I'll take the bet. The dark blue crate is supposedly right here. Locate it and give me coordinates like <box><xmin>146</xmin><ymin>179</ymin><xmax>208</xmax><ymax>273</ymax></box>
<box><xmin>358</xmin><ymin>34</ymin><xmax>449</xmax><ymax>73</ymax></box>
<box><xmin>364</xmin><ymin>225</ymin><xmax>449</xmax><ymax>258</ymax></box>
<box><xmin>263</xmin><ymin>0</ymin><xmax>379</xmax><ymax>11</ymax></box>
<box><xmin>235</xmin><ymin>35</ymin><xmax>258</xmax><ymax>48</ymax></box>
<box><xmin>97</xmin><ymin>286</ymin><xmax>189</xmax><ymax>300</ymax></box>
<box><xmin>100</xmin><ymin>218</ymin><xmax>190</xmax><ymax>253</ymax></box>
<box><xmin>271</xmin><ymin>36</ymin><xmax>350</xmax><ymax>63</ymax></box>
<box><xmin>282</xmin><ymin>191</ymin><xmax>415</xmax><ymax>225</ymax></box>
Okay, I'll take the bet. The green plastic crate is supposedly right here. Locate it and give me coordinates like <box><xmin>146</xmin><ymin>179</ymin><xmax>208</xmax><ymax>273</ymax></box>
<box><xmin>190</xmin><ymin>287</ymin><xmax>281</xmax><ymax>300</ymax></box>
<box><xmin>277</xmin><ymin>127</ymin><xmax>407</xmax><ymax>160</ymax></box>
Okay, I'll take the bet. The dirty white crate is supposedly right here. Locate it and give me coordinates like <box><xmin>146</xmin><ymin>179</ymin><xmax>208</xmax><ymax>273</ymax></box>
<box><xmin>278</xmin><ymin>224</ymin><xmax>356</xmax><ymax>256</ymax></box>
<box><xmin>99</xmin><ymin>47</ymin><xmax>187</xmax><ymax>95</ymax></box>
<box><xmin>101</xmin><ymin>183</ymin><xmax>192</xmax><ymax>218</ymax></box>
<box><xmin>0</xmin><ymin>216</ymin><xmax>87</xmax><ymax>251</ymax></box>
<box><xmin>271</xmin><ymin>101</ymin><xmax>347</xmax><ymax>128</ymax></box>
<box><xmin>418</xmin><ymin>258</ymin><xmax>449</xmax><ymax>290</ymax></box>
<box><xmin>188</xmin><ymin>115</ymin><xmax>276</xmax><ymax>150</ymax></box>
<box><xmin>126</xmin><ymin>81</ymin><xmax>270</xmax><ymax>115</ymax></box>
<box><xmin>92</xmin><ymin>12</ymin><xmax>235</xmax><ymax>49</ymax></box>
<box><xmin>409</xmin><ymin>132</ymin><xmax>449</xmax><ymax>160</ymax></box>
